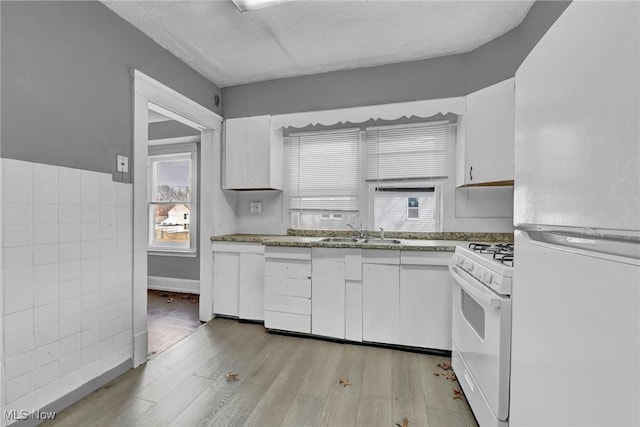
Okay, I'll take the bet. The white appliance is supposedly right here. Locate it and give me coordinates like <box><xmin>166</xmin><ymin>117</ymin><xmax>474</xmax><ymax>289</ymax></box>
<box><xmin>511</xmin><ymin>2</ymin><xmax>640</xmax><ymax>426</ymax></box>
<box><xmin>450</xmin><ymin>243</ymin><xmax>513</xmax><ymax>427</ymax></box>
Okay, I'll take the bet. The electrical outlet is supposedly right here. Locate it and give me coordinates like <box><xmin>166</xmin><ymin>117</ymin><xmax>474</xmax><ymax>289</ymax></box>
<box><xmin>116</xmin><ymin>155</ymin><xmax>129</xmax><ymax>173</ymax></box>
<box><xmin>250</xmin><ymin>202</ymin><xmax>262</xmax><ymax>214</ymax></box>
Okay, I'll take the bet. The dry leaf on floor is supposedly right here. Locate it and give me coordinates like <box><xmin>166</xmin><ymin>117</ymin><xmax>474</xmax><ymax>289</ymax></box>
<box><xmin>453</xmin><ymin>389</ymin><xmax>463</xmax><ymax>400</ymax></box>
<box><xmin>433</xmin><ymin>372</ymin><xmax>440</xmax><ymax>376</ymax></box>
<box><xmin>438</xmin><ymin>362</ymin><xmax>452</xmax><ymax>370</ymax></box>
<box><xmin>395</xmin><ymin>416</ymin><xmax>409</xmax><ymax>427</ymax></box>
<box><xmin>225</xmin><ymin>372</ymin><xmax>239</xmax><ymax>382</ymax></box>
<box><xmin>338</xmin><ymin>378</ymin><xmax>351</xmax><ymax>387</ymax></box>
<box><xmin>445</xmin><ymin>372</ymin><xmax>457</xmax><ymax>381</ymax></box>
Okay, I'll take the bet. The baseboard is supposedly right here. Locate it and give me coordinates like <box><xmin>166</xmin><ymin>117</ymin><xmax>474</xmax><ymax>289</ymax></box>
<box><xmin>148</xmin><ymin>275</ymin><xmax>200</xmax><ymax>294</ymax></box>
<box><xmin>8</xmin><ymin>359</ymin><xmax>133</xmax><ymax>427</ymax></box>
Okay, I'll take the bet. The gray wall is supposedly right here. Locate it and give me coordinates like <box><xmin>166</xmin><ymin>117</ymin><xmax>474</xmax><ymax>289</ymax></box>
<box><xmin>1</xmin><ymin>1</ymin><xmax>221</xmax><ymax>176</ymax></box>
<box><xmin>222</xmin><ymin>0</ymin><xmax>570</xmax><ymax>118</ymax></box>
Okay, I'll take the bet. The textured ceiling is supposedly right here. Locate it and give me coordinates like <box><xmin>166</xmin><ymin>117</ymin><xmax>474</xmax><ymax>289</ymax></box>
<box><xmin>103</xmin><ymin>0</ymin><xmax>535</xmax><ymax>87</ymax></box>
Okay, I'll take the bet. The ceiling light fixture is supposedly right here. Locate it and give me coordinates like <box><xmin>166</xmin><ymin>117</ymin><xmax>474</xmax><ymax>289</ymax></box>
<box><xmin>231</xmin><ymin>0</ymin><xmax>294</xmax><ymax>13</ymax></box>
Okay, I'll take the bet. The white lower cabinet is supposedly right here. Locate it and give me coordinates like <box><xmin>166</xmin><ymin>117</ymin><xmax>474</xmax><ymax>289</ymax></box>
<box><xmin>238</xmin><ymin>253</ymin><xmax>265</xmax><ymax>320</ymax></box>
<box><xmin>399</xmin><ymin>252</ymin><xmax>453</xmax><ymax>350</ymax></box>
<box><xmin>212</xmin><ymin>251</ymin><xmax>240</xmax><ymax>317</ymax></box>
<box><xmin>362</xmin><ymin>249</ymin><xmax>453</xmax><ymax>351</ymax></box>
<box><xmin>212</xmin><ymin>242</ymin><xmax>265</xmax><ymax>320</ymax></box>
<box><xmin>362</xmin><ymin>250</ymin><xmax>401</xmax><ymax>345</ymax></box>
<box><xmin>311</xmin><ymin>258</ymin><xmax>345</xmax><ymax>339</ymax></box>
<box><xmin>264</xmin><ymin>247</ymin><xmax>312</xmax><ymax>333</ymax></box>
<box><xmin>311</xmin><ymin>248</ymin><xmax>363</xmax><ymax>341</ymax></box>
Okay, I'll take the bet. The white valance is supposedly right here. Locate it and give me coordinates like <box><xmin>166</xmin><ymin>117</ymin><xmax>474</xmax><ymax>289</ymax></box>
<box><xmin>271</xmin><ymin>96</ymin><xmax>465</xmax><ymax>129</ymax></box>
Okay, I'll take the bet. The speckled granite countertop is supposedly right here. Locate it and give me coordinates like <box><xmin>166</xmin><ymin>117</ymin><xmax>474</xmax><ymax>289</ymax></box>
<box><xmin>211</xmin><ymin>230</ymin><xmax>513</xmax><ymax>252</ymax></box>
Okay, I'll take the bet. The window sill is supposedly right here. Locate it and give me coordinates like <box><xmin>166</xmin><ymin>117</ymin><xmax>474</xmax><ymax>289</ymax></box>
<box><xmin>147</xmin><ymin>250</ymin><xmax>197</xmax><ymax>258</ymax></box>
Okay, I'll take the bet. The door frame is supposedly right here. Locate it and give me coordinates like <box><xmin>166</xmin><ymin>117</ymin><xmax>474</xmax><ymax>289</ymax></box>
<box><xmin>132</xmin><ymin>70</ymin><xmax>222</xmax><ymax>367</ymax></box>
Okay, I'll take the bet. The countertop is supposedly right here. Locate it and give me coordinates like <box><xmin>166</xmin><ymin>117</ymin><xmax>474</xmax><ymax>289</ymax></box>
<box><xmin>211</xmin><ymin>231</ymin><xmax>513</xmax><ymax>252</ymax></box>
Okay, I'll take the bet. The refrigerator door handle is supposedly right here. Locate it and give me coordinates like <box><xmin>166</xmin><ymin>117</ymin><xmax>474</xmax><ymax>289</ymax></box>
<box><xmin>450</xmin><ymin>265</ymin><xmax>501</xmax><ymax>308</ymax></box>
<box><xmin>519</xmin><ymin>228</ymin><xmax>640</xmax><ymax>263</ymax></box>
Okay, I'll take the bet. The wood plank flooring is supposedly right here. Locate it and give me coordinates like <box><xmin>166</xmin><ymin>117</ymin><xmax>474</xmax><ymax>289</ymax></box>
<box><xmin>147</xmin><ymin>289</ymin><xmax>202</xmax><ymax>356</ymax></box>
<box><xmin>46</xmin><ymin>318</ymin><xmax>478</xmax><ymax>427</ymax></box>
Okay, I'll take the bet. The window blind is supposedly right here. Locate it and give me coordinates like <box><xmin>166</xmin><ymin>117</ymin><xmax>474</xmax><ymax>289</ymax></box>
<box><xmin>365</xmin><ymin>122</ymin><xmax>449</xmax><ymax>181</ymax></box>
<box><xmin>286</xmin><ymin>128</ymin><xmax>360</xmax><ymax>211</ymax></box>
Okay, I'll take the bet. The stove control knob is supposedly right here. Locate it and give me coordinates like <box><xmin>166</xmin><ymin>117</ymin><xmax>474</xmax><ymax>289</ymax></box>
<box><xmin>482</xmin><ymin>270</ymin><xmax>492</xmax><ymax>283</ymax></box>
<box><xmin>473</xmin><ymin>266</ymin><xmax>482</xmax><ymax>279</ymax></box>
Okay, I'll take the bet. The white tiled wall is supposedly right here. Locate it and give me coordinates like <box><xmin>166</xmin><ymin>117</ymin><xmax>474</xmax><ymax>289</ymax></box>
<box><xmin>0</xmin><ymin>159</ymin><xmax>133</xmax><ymax>418</ymax></box>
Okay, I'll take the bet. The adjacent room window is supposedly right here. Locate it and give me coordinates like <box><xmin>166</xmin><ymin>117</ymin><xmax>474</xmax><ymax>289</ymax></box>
<box><xmin>286</xmin><ymin>128</ymin><xmax>361</xmax><ymax>229</ymax></box>
<box><xmin>148</xmin><ymin>143</ymin><xmax>198</xmax><ymax>253</ymax></box>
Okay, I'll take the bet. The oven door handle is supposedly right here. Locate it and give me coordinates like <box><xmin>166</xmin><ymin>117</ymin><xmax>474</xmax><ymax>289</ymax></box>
<box><xmin>450</xmin><ymin>265</ymin><xmax>501</xmax><ymax>308</ymax></box>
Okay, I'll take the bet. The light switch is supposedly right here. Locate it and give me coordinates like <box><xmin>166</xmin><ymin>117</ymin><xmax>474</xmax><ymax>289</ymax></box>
<box><xmin>250</xmin><ymin>202</ymin><xmax>262</xmax><ymax>214</ymax></box>
<box><xmin>116</xmin><ymin>155</ymin><xmax>129</xmax><ymax>173</ymax></box>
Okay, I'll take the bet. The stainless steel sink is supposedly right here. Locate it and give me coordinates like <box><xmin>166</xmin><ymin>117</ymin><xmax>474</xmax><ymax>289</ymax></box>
<box><xmin>319</xmin><ymin>237</ymin><xmax>403</xmax><ymax>245</ymax></box>
<box><xmin>367</xmin><ymin>238</ymin><xmax>403</xmax><ymax>245</ymax></box>
<box><xmin>319</xmin><ymin>237</ymin><xmax>361</xmax><ymax>243</ymax></box>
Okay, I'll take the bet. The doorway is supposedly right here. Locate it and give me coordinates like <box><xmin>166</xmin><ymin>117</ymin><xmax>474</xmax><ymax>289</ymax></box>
<box><xmin>132</xmin><ymin>70</ymin><xmax>223</xmax><ymax>367</ymax></box>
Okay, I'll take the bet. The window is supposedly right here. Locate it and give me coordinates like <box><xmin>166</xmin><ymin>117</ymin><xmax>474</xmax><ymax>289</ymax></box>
<box><xmin>365</xmin><ymin>121</ymin><xmax>449</xmax><ymax>181</ymax></box>
<box><xmin>285</xmin><ymin>121</ymin><xmax>450</xmax><ymax>231</ymax></box>
<box><xmin>371</xmin><ymin>187</ymin><xmax>439</xmax><ymax>232</ymax></box>
<box><xmin>148</xmin><ymin>143</ymin><xmax>198</xmax><ymax>254</ymax></box>
<box><xmin>366</xmin><ymin>122</ymin><xmax>448</xmax><ymax>232</ymax></box>
<box><xmin>286</xmin><ymin>129</ymin><xmax>360</xmax><ymax>229</ymax></box>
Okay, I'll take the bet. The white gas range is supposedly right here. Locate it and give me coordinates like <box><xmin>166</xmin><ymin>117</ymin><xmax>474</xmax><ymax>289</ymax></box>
<box><xmin>449</xmin><ymin>243</ymin><xmax>514</xmax><ymax>427</ymax></box>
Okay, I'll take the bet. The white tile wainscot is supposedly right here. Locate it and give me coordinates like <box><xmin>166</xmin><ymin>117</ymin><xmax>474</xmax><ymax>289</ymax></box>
<box><xmin>1</xmin><ymin>159</ymin><xmax>133</xmax><ymax>419</ymax></box>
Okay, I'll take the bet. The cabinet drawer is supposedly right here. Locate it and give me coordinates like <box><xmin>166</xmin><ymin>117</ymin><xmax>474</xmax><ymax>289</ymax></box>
<box><xmin>265</xmin><ymin>276</ymin><xmax>311</xmax><ymax>298</ymax></box>
<box><xmin>264</xmin><ymin>294</ymin><xmax>311</xmax><ymax>315</ymax></box>
<box><xmin>264</xmin><ymin>311</ymin><xmax>310</xmax><ymax>334</ymax></box>
<box><xmin>265</xmin><ymin>247</ymin><xmax>311</xmax><ymax>260</ymax></box>
<box><xmin>265</xmin><ymin>259</ymin><xmax>311</xmax><ymax>279</ymax></box>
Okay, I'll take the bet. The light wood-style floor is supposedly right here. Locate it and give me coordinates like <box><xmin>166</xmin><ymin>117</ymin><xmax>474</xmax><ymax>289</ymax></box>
<box><xmin>47</xmin><ymin>318</ymin><xmax>478</xmax><ymax>427</ymax></box>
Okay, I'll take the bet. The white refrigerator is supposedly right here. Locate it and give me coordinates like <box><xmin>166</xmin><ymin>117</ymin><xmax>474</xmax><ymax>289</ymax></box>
<box><xmin>512</xmin><ymin>1</ymin><xmax>640</xmax><ymax>426</ymax></box>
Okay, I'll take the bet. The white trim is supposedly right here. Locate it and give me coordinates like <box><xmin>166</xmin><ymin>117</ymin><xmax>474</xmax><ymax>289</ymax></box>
<box><xmin>148</xmin><ymin>135</ymin><xmax>201</xmax><ymax>146</ymax></box>
<box><xmin>148</xmin><ymin>276</ymin><xmax>200</xmax><ymax>294</ymax></box>
<box><xmin>133</xmin><ymin>70</ymin><xmax>223</xmax><ymax>132</ymax></box>
<box><xmin>271</xmin><ymin>97</ymin><xmax>464</xmax><ymax>129</ymax></box>
<box><xmin>132</xmin><ymin>69</ymin><xmax>220</xmax><ymax>368</ymax></box>
<box><xmin>149</xmin><ymin>103</ymin><xmax>205</xmax><ymax>131</ymax></box>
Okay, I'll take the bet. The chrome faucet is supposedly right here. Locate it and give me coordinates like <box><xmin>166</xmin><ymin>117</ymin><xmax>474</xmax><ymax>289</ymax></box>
<box><xmin>347</xmin><ymin>223</ymin><xmax>366</xmax><ymax>239</ymax></box>
<box><xmin>379</xmin><ymin>227</ymin><xmax>384</xmax><ymax>239</ymax></box>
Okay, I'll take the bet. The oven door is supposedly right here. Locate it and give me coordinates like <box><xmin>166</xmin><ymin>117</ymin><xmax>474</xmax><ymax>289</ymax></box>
<box><xmin>450</xmin><ymin>264</ymin><xmax>512</xmax><ymax>421</ymax></box>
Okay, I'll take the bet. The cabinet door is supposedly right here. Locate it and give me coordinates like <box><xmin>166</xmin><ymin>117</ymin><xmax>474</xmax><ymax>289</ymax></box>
<box><xmin>362</xmin><ymin>263</ymin><xmax>399</xmax><ymax>344</ymax></box>
<box><xmin>399</xmin><ymin>265</ymin><xmax>452</xmax><ymax>350</ymax></box>
<box><xmin>238</xmin><ymin>253</ymin><xmax>265</xmax><ymax>321</ymax></box>
<box><xmin>345</xmin><ymin>280</ymin><xmax>363</xmax><ymax>342</ymax></box>
<box><xmin>462</xmin><ymin>78</ymin><xmax>515</xmax><ymax>185</ymax></box>
<box><xmin>312</xmin><ymin>259</ymin><xmax>345</xmax><ymax>339</ymax></box>
<box><xmin>213</xmin><ymin>252</ymin><xmax>239</xmax><ymax>316</ymax></box>
<box><xmin>224</xmin><ymin>118</ymin><xmax>249</xmax><ymax>189</ymax></box>
<box><xmin>246</xmin><ymin>115</ymin><xmax>271</xmax><ymax>188</ymax></box>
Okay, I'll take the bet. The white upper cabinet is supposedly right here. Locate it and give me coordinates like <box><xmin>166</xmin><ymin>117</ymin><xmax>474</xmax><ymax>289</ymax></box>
<box><xmin>224</xmin><ymin>115</ymin><xmax>283</xmax><ymax>190</ymax></box>
<box><xmin>456</xmin><ymin>77</ymin><xmax>515</xmax><ymax>187</ymax></box>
